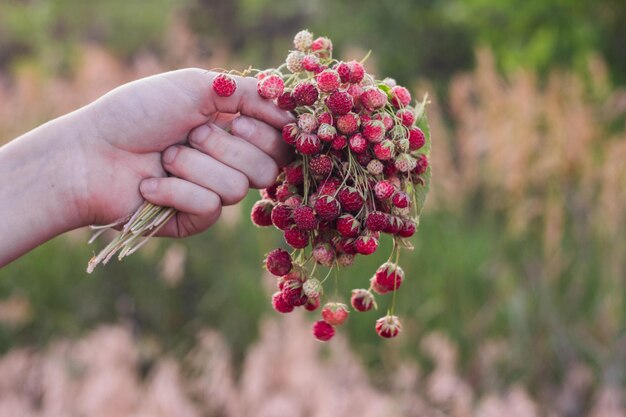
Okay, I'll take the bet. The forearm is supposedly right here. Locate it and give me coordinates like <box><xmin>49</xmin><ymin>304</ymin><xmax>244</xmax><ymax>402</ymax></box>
<box><xmin>0</xmin><ymin>111</ymin><xmax>88</xmax><ymax>266</ymax></box>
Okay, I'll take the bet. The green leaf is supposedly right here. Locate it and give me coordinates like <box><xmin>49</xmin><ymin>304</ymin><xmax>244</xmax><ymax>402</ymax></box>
<box><xmin>377</xmin><ymin>83</ymin><xmax>393</xmax><ymax>100</ymax></box>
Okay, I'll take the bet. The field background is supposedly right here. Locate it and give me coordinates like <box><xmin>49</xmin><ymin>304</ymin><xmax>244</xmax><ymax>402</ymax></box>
<box><xmin>0</xmin><ymin>0</ymin><xmax>625</xmax><ymax>415</ymax></box>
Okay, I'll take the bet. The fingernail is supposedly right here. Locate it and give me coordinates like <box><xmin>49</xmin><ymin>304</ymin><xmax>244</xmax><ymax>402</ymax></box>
<box><xmin>162</xmin><ymin>146</ymin><xmax>179</xmax><ymax>164</ymax></box>
<box><xmin>234</xmin><ymin>116</ymin><xmax>254</xmax><ymax>137</ymax></box>
<box><xmin>140</xmin><ymin>178</ymin><xmax>158</xmax><ymax>194</ymax></box>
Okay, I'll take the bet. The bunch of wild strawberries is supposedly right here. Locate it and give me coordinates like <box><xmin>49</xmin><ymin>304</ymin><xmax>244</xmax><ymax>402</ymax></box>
<box><xmin>213</xmin><ymin>30</ymin><xmax>431</xmax><ymax>341</ymax></box>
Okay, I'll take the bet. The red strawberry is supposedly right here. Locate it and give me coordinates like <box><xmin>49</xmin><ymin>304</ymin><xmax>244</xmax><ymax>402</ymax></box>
<box><xmin>397</xmin><ymin>107</ymin><xmax>416</xmax><ymax>126</ymax></box>
<box><xmin>293</xmin><ymin>81</ymin><xmax>319</xmax><ymax>106</ymax></box>
<box><xmin>250</xmin><ymin>199</ymin><xmax>274</xmax><ymax>227</ymax></box>
<box><xmin>408</xmin><ymin>127</ymin><xmax>426</xmax><ymax>151</ymax></box>
<box><xmin>336</xmin><ymin>61</ymin><xmax>351</xmax><ymax>83</ymax></box>
<box><xmin>272</xmin><ymin>291</ymin><xmax>294</xmax><ymax>313</ymax></box>
<box><xmin>331</xmin><ymin>135</ymin><xmax>348</xmax><ymax>150</ymax></box>
<box><xmin>321</xmin><ymin>302</ymin><xmax>349</xmax><ymax>326</ymax></box>
<box><xmin>284</xmin><ymin>195</ymin><xmax>303</xmax><ymax>208</ymax></box>
<box><xmin>366</xmin><ymin>211</ymin><xmax>389</xmax><ymax>232</ymax></box>
<box><xmin>355</xmin><ymin>235</ymin><xmax>379</xmax><ymax>255</ymax></box>
<box><xmin>375</xmin><ymin>315</ymin><xmax>402</xmax><ymax>338</ymax></box>
<box><xmin>281</xmin><ymin>123</ymin><xmax>299</xmax><ymax>145</ymax></box>
<box><xmin>318</xmin><ymin>112</ymin><xmax>333</xmax><ymax>125</ymax></box>
<box><xmin>304</xmin><ymin>296</ymin><xmax>321</xmax><ymax>311</ymax></box>
<box><xmin>314</xmin><ymin>195</ymin><xmax>341</xmax><ymax>220</ymax></box>
<box><xmin>391</xmin><ymin>85</ymin><xmax>411</xmax><ymax>108</ymax></box>
<box><xmin>315</xmin><ymin>69</ymin><xmax>340</xmax><ymax>93</ymax></box>
<box><xmin>310</xmin><ymin>155</ymin><xmax>333</xmax><ymax>177</ymax></box>
<box><xmin>349</xmin><ymin>133</ymin><xmax>368</xmax><ymax>154</ymax></box>
<box><xmin>317</xmin><ymin>177</ymin><xmax>342</xmax><ymax>195</ymax></box>
<box><xmin>284</xmin><ymin>226</ymin><xmax>309</xmax><ymax>249</ymax></box>
<box><xmin>338</xmin><ymin>187</ymin><xmax>364</xmax><ymax>213</ymax></box>
<box><xmin>351</xmin><ymin>289</ymin><xmax>376</xmax><ymax>312</ymax></box>
<box><xmin>360</xmin><ymin>87</ymin><xmax>388</xmax><ymax>111</ymax></box>
<box><xmin>293</xmin><ymin>206</ymin><xmax>318</xmax><ymax>231</ymax></box>
<box><xmin>265</xmin><ymin>248</ymin><xmax>293</xmax><ymax>276</ymax></box>
<box><xmin>311</xmin><ymin>36</ymin><xmax>333</xmax><ymax>58</ymax></box>
<box><xmin>284</xmin><ymin>162</ymin><xmax>304</xmax><ymax>185</ymax></box>
<box><xmin>413</xmin><ymin>154</ymin><xmax>429</xmax><ymax>175</ymax></box>
<box><xmin>370</xmin><ymin>276</ymin><xmax>390</xmax><ymax>295</ymax></box>
<box><xmin>317</xmin><ymin>123</ymin><xmax>337</xmax><ymax>142</ymax></box>
<box><xmin>257</xmin><ymin>74</ymin><xmax>285</xmax><ymax>99</ymax></box>
<box><xmin>362</xmin><ymin>120</ymin><xmax>386</xmax><ymax>143</ymax></box>
<box><xmin>356</xmin><ymin>152</ymin><xmax>372</xmax><ymax>167</ymax></box>
<box><xmin>271</xmin><ymin>204</ymin><xmax>293</xmax><ymax>230</ymax></box>
<box><xmin>335</xmin><ymin>238</ymin><xmax>358</xmax><ymax>255</ymax></box>
<box><xmin>373</xmin><ymin>140</ymin><xmax>395</xmax><ymax>160</ymax></box>
<box><xmin>212</xmin><ymin>73</ymin><xmax>237</xmax><ymax>97</ymax></box>
<box><xmin>298</xmin><ymin>113</ymin><xmax>318</xmax><ymax>133</ymax></box>
<box><xmin>326</xmin><ymin>91</ymin><xmax>353</xmax><ymax>116</ymax></box>
<box><xmin>398</xmin><ymin>219</ymin><xmax>416</xmax><ymax>238</ymax></box>
<box><xmin>296</xmin><ymin>132</ymin><xmax>322</xmax><ymax>155</ymax></box>
<box><xmin>383</xmin><ymin>216</ymin><xmax>403</xmax><ymax>235</ymax></box>
<box><xmin>313</xmin><ymin>243</ymin><xmax>335</xmax><ymax>267</ymax></box>
<box><xmin>302</xmin><ymin>54</ymin><xmax>321</xmax><ymax>72</ymax></box>
<box><xmin>374</xmin><ymin>112</ymin><xmax>394</xmax><ymax>130</ymax></box>
<box><xmin>282</xmin><ymin>279</ymin><xmax>308</xmax><ymax>306</ymax></box>
<box><xmin>336</xmin><ymin>112</ymin><xmax>361</xmax><ymax>135</ymax></box>
<box><xmin>312</xmin><ymin>320</ymin><xmax>335</xmax><ymax>342</ymax></box>
<box><xmin>347</xmin><ymin>60</ymin><xmax>365</xmax><ymax>83</ymax></box>
<box><xmin>277</xmin><ymin>92</ymin><xmax>297</xmax><ymax>111</ymax></box>
<box><xmin>374</xmin><ymin>180</ymin><xmax>395</xmax><ymax>200</ymax></box>
<box><xmin>336</xmin><ymin>214</ymin><xmax>361</xmax><ymax>238</ymax></box>
<box><xmin>275</xmin><ymin>183</ymin><xmax>296</xmax><ymax>202</ymax></box>
<box><xmin>375</xmin><ymin>262</ymin><xmax>404</xmax><ymax>291</ymax></box>
<box><xmin>392</xmin><ymin>191</ymin><xmax>410</xmax><ymax>208</ymax></box>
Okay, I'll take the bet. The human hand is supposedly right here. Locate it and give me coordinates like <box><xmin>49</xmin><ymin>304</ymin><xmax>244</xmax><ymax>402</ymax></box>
<box><xmin>75</xmin><ymin>68</ymin><xmax>293</xmax><ymax>237</ymax></box>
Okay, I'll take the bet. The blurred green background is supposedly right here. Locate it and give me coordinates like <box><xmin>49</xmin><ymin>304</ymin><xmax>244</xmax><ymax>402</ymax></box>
<box><xmin>1</xmin><ymin>0</ymin><xmax>625</xmax><ymax>413</ymax></box>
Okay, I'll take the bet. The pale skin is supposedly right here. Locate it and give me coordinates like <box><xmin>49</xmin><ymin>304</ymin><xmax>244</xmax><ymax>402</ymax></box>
<box><xmin>0</xmin><ymin>68</ymin><xmax>293</xmax><ymax>267</ymax></box>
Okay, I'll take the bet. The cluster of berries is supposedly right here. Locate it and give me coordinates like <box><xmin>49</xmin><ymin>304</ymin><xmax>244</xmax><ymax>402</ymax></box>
<box><xmin>213</xmin><ymin>30</ymin><xmax>431</xmax><ymax>341</ymax></box>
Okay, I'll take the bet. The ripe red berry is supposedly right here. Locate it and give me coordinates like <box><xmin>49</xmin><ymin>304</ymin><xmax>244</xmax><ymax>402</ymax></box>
<box><xmin>272</xmin><ymin>291</ymin><xmax>294</xmax><ymax>313</ymax></box>
<box><xmin>293</xmin><ymin>206</ymin><xmax>318</xmax><ymax>231</ymax></box>
<box><xmin>338</xmin><ymin>187</ymin><xmax>364</xmax><ymax>213</ymax></box>
<box><xmin>375</xmin><ymin>315</ymin><xmax>402</xmax><ymax>338</ymax></box>
<box><xmin>309</xmin><ymin>154</ymin><xmax>333</xmax><ymax>177</ymax></box>
<box><xmin>373</xmin><ymin>140</ymin><xmax>395</xmax><ymax>161</ymax></box>
<box><xmin>408</xmin><ymin>127</ymin><xmax>426</xmax><ymax>151</ymax></box>
<box><xmin>413</xmin><ymin>154</ymin><xmax>429</xmax><ymax>175</ymax></box>
<box><xmin>326</xmin><ymin>91</ymin><xmax>353</xmax><ymax>116</ymax></box>
<box><xmin>321</xmin><ymin>302</ymin><xmax>349</xmax><ymax>326</ymax></box>
<box><xmin>383</xmin><ymin>216</ymin><xmax>403</xmax><ymax>235</ymax></box>
<box><xmin>304</xmin><ymin>296</ymin><xmax>321</xmax><ymax>311</ymax></box>
<box><xmin>347</xmin><ymin>60</ymin><xmax>365</xmax><ymax>84</ymax></box>
<box><xmin>392</xmin><ymin>191</ymin><xmax>410</xmax><ymax>208</ymax></box>
<box><xmin>313</xmin><ymin>243</ymin><xmax>335</xmax><ymax>267</ymax></box>
<box><xmin>296</xmin><ymin>133</ymin><xmax>322</xmax><ymax>155</ymax></box>
<box><xmin>360</xmin><ymin>87</ymin><xmax>388</xmax><ymax>111</ymax></box>
<box><xmin>351</xmin><ymin>289</ymin><xmax>375</xmax><ymax>312</ymax></box>
<box><xmin>355</xmin><ymin>235</ymin><xmax>379</xmax><ymax>255</ymax></box>
<box><xmin>250</xmin><ymin>199</ymin><xmax>274</xmax><ymax>227</ymax></box>
<box><xmin>366</xmin><ymin>211</ymin><xmax>389</xmax><ymax>232</ymax></box>
<box><xmin>362</xmin><ymin>120</ymin><xmax>386</xmax><ymax>143</ymax></box>
<box><xmin>374</xmin><ymin>262</ymin><xmax>404</xmax><ymax>291</ymax></box>
<box><xmin>284</xmin><ymin>162</ymin><xmax>304</xmax><ymax>185</ymax></box>
<box><xmin>314</xmin><ymin>195</ymin><xmax>341</xmax><ymax>221</ymax></box>
<box><xmin>312</xmin><ymin>320</ymin><xmax>335</xmax><ymax>341</ymax></box>
<box><xmin>282</xmin><ymin>279</ymin><xmax>308</xmax><ymax>306</ymax></box>
<box><xmin>284</xmin><ymin>226</ymin><xmax>309</xmax><ymax>249</ymax></box>
<box><xmin>374</xmin><ymin>112</ymin><xmax>395</xmax><ymax>130</ymax></box>
<box><xmin>302</xmin><ymin>54</ymin><xmax>321</xmax><ymax>72</ymax></box>
<box><xmin>374</xmin><ymin>180</ymin><xmax>395</xmax><ymax>200</ymax></box>
<box><xmin>318</xmin><ymin>112</ymin><xmax>333</xmax><ymax>125</ymax></box>
<box><xmin>257</xmin><ymin>74</ymin><xmax>285</xmax><ymax>99</ymax></box>
<box><xmin>398</xmin><ymin>219</ymin><xmax>416</xmax><ymax>238</ymax></box>
<box><xmin>348</xmin><ymin>133</ymin><xmax>368</xmax><ymax>154</ymax></box>
<box><xmin>331</xmin><ymin>135</ymin><xmax>348</xmax><ymax>150</ymax></box>
<box><xmin>265</xmin><ymin>248</ymin><xmax>293</xmax><ymax>276</ymax></box>
<box><xmin>397</xmin><ymin>107</ymin><xmax>416</xmax><ymax>126</ymax></box>
<box><xmin>370</xmin><ymin>276</ymin><xmax>390</xmax><ymax>295</ymax></box>
<box><xmin>391</xmin><ymin>85</ymin><xmax>411</xmax><ymax>108</ymax></box>
<box><xmin>277</xmin><ymin>92</ymin><xmax>297</xmax><ymax>111</ymax></box>
<box><xmin>317</xmin><ymin>123</ymin><xmax>337</xmax><ymax>142</ymax></box>
<box><xmin>311</xmin><ymin>36</ymin><xmax>333</xmax><ymax>58</ymax></box>
<box><xmin>293</xmin><ymin>82</ymin><xmax>319</xmax><ymax>106</ymax></box>
<box><xmin>212</xmin><ymin>73</ymin><xmax>237</xmax><ymax>97</ymax></box>
<box><xmin>281</xmin><ymin>123</ymin><xmax>299</xmax><ymax>145</ymax></box>
<box><xmin>315</xmin><ymin>69</ymin><xmax>341</xmax><ymax>93</ymax></box>
<box><xmin>271</xmin><ymin>204</ymin><xmax>293</xmax><ymax>230</ymax></box>
<box><xmin>336</xmin><ymin>214</ymin><xmax>361</xmax><ymax>238</ymax></box>
<box><xmin>336</xmin><ymin>112</ymin><xmax>361</xmax><ymax>135</ymax></box>
<box><xmin>275</xmin><ymin>183</ymin><xmax>296</xmax><ymax>202</ymax></box>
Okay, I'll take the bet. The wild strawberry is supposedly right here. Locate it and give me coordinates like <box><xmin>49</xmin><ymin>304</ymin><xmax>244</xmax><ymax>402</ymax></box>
<box><xmin>375</xmin><ymin>262</ymin><xmax>404</xmax><ymax>291</ymax></box>
<box><xmin>317</xmin><ymin>123</ymin><xmax>337</xmax><ymax>142</ymax></box>
<box><xmin>391</xmin><ymin>85</ymin><xmax>411</xmax><ymax>108</ymax></box>
<box><xmin>271</xmin><ymin>204</ymin><xmax>293</xmax><ymax>230</ymax></box>
<box><xmin>284</xmin><ymin>162</ymin><xmax>304</xmax><ymax>185</ymax></box>
<box><xmin>413</xmin><ymin>154</ymin><xmax>429</xmax><ymax>175</ymax></box>
<box><xmin>314</xmin><ymin>195</ymin><xmax>341</xmax><ymax>220</ymax></box>
<box><xmin>293</xmin><ymin>206</ymin><xmax>318</xmax><ymax>231</ymax></box>
<box><xmin>398</xmin><ymin>219</ymin><xmax>416</xmax><ymax>238</ymax></box>
<box><xmin>212</xmin><ymin>73</ymin><xmax>237</xmax><ymax>97</ymax></box>
<box><xmin>317</xmin><ymin>177</ymin><xmax>341</xmax><ymax>195</ymax></box>
<box><xmin>322</xmin><ymin>303</ymin><xmax>349</xmax><ymax>326</ymax></box>
<box><xmin>374</xmin><ymin>112</ymin><xmax>395</xmax><ymax>130</ymax></box>
<box><xmin>313</xmin><ymin>243</ymin><xmax>335</xmax><ymax>267</ymax></box>
<box><xmin>362</xmin><ymin>120</ymin><xmax>386</xmax><ymax>143</ymax></box>
<box><xmin>305</xmin><ymin>296</ymin><xmax>321</xmax><ymax>311</ymax></box>
<box><xmin>277</xmin><ymin>92</ymin><xmax>297</xmax><ymax>111</ymax></box>
<box><xmin>351</xmin><ymin>289</ymin><xmax>376</xmax><ymax>312</ymax></box>
<box><xmin>408</xmin><ymin>127</ymin><xmax>426</xmax><ymax>151</ymax></box>
<box><xmin>284</xmin><ymin>226</ymin><xmax>309</xmax><ymax>249</ymax></box>
<box><xmin>284</xmin><ymin>195</ymin><xmax>303</xmax><ymax>208</ymax></box>
<box><xmin>311</xmin><ymin>36</ymin><xmax>333</xmax><ymax>58</ymax></box>
<box><xmin>281</xmin><ymin>123</ymin><xmax>299</xmax><ymax>145</ymax></box>
<box><xmin>349</xmin><ymin>133</ymin><xmax>368</xmax><ymax>154</ymax></box>
<box><xmin>298</xmin><ymin>113</ymin><xmax>318</xmax><ymax>133</ymax></box>
<box><xmin>383</xmin><ymin>216</ymin><xmax>403</xmax><ymax>235</ymax></box>
<box><xmin>374</xmin><ymin>180</ymin><xmax>395</xmax><ymax>200</ymax></box>
<box><xmin>330</xmin><ymin>253</ymin><xmax>351</xmax><ymax>268</ymax></box>
<box><xmin>293</xmin><ymin>29</ymin><xmax>313</xmax><ymax>51</ymax></box>
<box><xmin>347</xmin><ymin>60</ymin><xmax>365</xmax><ymax>84</ymax></box>
<box><xmin>338</xmin><ymin>187</ymin><xmax>365</xmax><ymax>213</ymax></box>
<box><xmin>331</xmin><ymin>135</ymin><xmax>348</xmax><ymax>150</ymax></box>
<box><xmin>272</xmin><ymin>291</ymin><xmax>294</xmax><ymax>313</ymax></box>
<box><xmin>296</xmin><ymin>133</ymin><xmax>322</xmax><ymax>155</ymax></box>
<box><xmin>293</xmin><ymin>82</ymin><xmax>319</xmax><ymax>106</ymax></box>
<box><xmin>303</xmin><ymin>278</ymin><xmax>323</xmax><ymax>298</ymax></box>
<box><xmin>375</xmin><ymin>315</ymin><xmax>402</xmax><ymax>338</ymax></box>
<box><xmin>383</xmin><ymin>161</ymin><xmax>398</xmax><ymax>177</ymax></box>
<box><xmin>250</xmin><ymin>199</ymin><xmax>274</xmax><ymax>227</ymax></box>
<box><xmin>257</xmin><ymin>74</ymin><xmax>285</xmax><ymax>99</ymax></box>
<box><xmin>282</xmin><ymin>279</ymin><xmax>307</xmax><ymax>306</ymax></box>
<box><xmin>312</xmin><ymin>320</ymin><xmax>335</xmax><ymax>342</ymax></box>
<box><xmin>355</xmin><ymin>235</ymin><xmax>379</xmax><ymax>255</ymax></box>
<box><xmin>336</xmin><ymin>214</ymin><xmax>361</xmax><ymax>238</ymax></box>
<box><xmin>275</xmin><ymin>183</ymin><xmax>296</xmax><ymax>202</ymax></box>
<box><xmin>315</xmin><ymin>69</ymin><xmax>340</xmax><ymax>93</ymax></box>
<box><xmin>395</xmin><ymin>153</ymin><xmax>417</xmax><ymax>173</ymax></box>
<box><xmin>286</xmin><ymin>51</ymin><xmax>305</xmax><ymax>73</ymax></box>
<box><xmin>367</xmin><ymin>159</ymin><xmax>384</xmax><ymax>175</ymax></box>
<box><xmin>373</xmin><ymin>140</ymin><xmax>395</xmax><ymax>160</ymax></box>
<box><xmin>334</xmin><ymin>61</ymin><xmax>349</xmax><ymax>83</ymax></box>
<box><xmin>397</xmin><ymin>107</ymin><xmax>416</xmax><ymax>126</ymax></box>
<box><xmin>370</xmin><ymin>276</ymin><xmax>390</xmax><ymax>295</ymax></box>
<box><xmin>326</xmin><ymin>91</ymin><xmax>353</xmax><ymax>116</ymax></box>
<box><xmin>335</xmin><ymin>238</ymin><xmax>358</xmax><ymax>255</ymax></box>
<box><xmin>260</xmin><ymin>183</ymin><xmax>279</xmax><ymax>201</ymax></box>
<box><xmin>366</xmin><ymin>211</ymin><xmax>389</xmax><ymax>232</ymax></box>
<box><xmin>265</xmin><ymin>248</ymin><xmax>293</xmax><ymax>276</ymax></box>
<box><xmin>360</xmin><ymin>87</ymin><xmax>388</xmax><ymax>111</ymax></box>
<box><xmin>336</xmin><ymin>112</ymin><xmax>360</xmax><ymax>135</ymax></box>
<box><xmin>317</xmin><ymin>112</ymin><xmax>333</xmax><ymax>125</ymax></box>
<box><xmin>356</xmin><ymin>152</ymin><xmax>372</xmax><ymax>167</ymax></box>
<box><xmin>302</xmin><ymin>54</ymin><xmax>321</xmax><ymax>72</ymax></box>
<box><xmin>310</xmin><ymin>155</ymin><xmax>333</xmax><ymax>177</ymax></box>
<box><xmin>392</xmin><ymin>191</ymin><xmax>410</xmax><ymax>208</ymax></box>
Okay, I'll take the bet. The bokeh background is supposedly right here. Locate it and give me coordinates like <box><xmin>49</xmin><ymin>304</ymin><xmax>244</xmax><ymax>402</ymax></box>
<box><xmin>1</xmin><ymin>1</ymin><xmax>625</xmax><ymax>416</ymax></box>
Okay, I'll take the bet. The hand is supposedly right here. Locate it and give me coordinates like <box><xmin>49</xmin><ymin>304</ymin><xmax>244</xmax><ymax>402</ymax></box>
<box><xmin>77</xmin><ymin>68</ymin><xmax>293</xmax><ymax>237</ymax></box>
